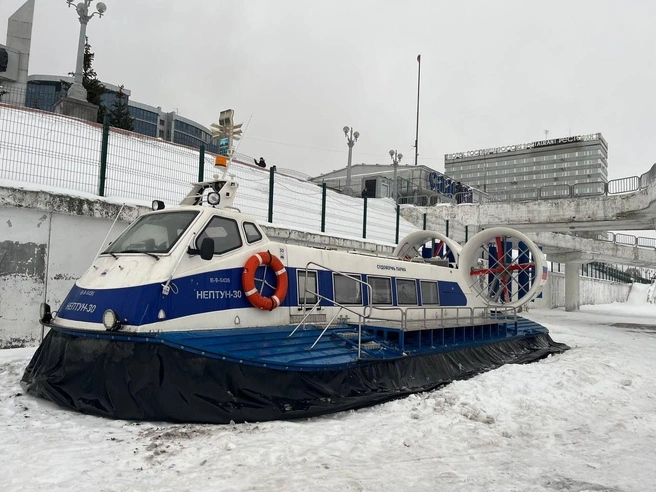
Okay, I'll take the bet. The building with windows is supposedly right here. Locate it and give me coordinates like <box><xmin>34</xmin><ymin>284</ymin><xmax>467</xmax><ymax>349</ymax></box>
<box><xmin>20</xmin><ymin>74</ymin><xmax>220</xmax><ymax>154</ymax></box>
<box><xmin>169</xmin><ymin>113</ymin><xmax>218</xmax><ymax>151</ymax></box>
<box><xmin>25</xmin><ymin>74</ymin><xmax>130</xmax><ymax>113</ymax></box>
<box><xmin>444</xmin><ymin>133</ymin><xmax>608</xmax><ymax>198</ymax></box>
<box><xmin>127</xmin><ymin>100</ymin><xmax>161</xmax><ymax>138</ymax></box>
<box><xmin>311</xmin><ymin>164</ymin><xmax>476</xmax><ymax>204</ymax></box>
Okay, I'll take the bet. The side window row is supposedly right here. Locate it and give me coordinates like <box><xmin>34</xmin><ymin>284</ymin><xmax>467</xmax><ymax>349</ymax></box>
<box><xmin>297</xmin><ymin>271</ymin><xmax>440</xmax><ymax>306</ymax></box>
<box><xmin>196</xmin><ymin>218</ymin><xmax>263</xmax><ymax>255</ymax></box>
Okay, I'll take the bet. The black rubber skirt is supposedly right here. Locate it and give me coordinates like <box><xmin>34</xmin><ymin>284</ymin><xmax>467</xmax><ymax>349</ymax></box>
<box><xmin>22</xmin><ymin>329</ymin><xmax>569</xmax><ymax>424</ymax></box>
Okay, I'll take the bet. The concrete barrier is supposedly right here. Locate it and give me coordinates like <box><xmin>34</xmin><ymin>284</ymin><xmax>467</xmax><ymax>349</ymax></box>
<box><xmin>531</xmin><ymin>272</ymin><xmax>630</xmax><ymax>309</ymax></box>
<box><xmin>0</xmin><ymin>186</ymin><xmax>139</xmax><ymax>347</ymax></box>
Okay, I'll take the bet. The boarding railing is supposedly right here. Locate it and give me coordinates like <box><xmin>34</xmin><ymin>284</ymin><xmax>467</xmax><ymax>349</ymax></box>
<box><xmin>291</xmin><ymin>260</ymin><xmax>521</xmax><ymax>357</ymax></box>
<box><xmin>290</xmin><ymin>262</ymin><xmax>375</xmax><ymax>358</ymax></box>
<box><xmin>364</xmin><ymin>305</ymin><xmax>517</xmax><ymax>331</ymax></box>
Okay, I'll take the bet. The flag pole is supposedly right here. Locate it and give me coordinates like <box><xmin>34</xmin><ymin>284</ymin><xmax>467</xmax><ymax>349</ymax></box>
<box><xmin>414</xmin><ymin>54</ymin><xmax>421</xmax><ymax>166</ymax></box>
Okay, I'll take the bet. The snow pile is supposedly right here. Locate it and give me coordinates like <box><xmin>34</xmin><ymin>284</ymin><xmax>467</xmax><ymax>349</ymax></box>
<box><xmin>626</xmin><ymin>282</ymin><xmax>652</xmax><ymax>305</ymax></box>
<box><xmin>2</xmin><ymin>305</ymin><xmax>656</xmax><ymax>491</ymax></box>
<box><xmin>648</xmin><ymin>281</ymin><xmax>656</xmax><ymax>304</ymax></box>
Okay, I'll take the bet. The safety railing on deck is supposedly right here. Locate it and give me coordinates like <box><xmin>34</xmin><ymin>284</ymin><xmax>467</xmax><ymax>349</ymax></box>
<box><xmin>290</xmin><ymin>261</ymin><xmax>521</xmax><ymax>358</ymax></box>
<box><xmin>365</xmin><ymin>305</ymin><xmax>518</xmax><ymax>331</ymax></box>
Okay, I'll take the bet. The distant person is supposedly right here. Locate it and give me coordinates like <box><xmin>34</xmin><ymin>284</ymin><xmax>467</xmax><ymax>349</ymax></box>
<box><xmin>254</xmin><ymin>157</ymin><xmax>266</xmax><ymax>168</ymax></box>
<box><xmin>455</xmin><ymin>181</ymin><xmax>463</xmax><ymax>204</ymax></box>
<box><xmin>361</xmin><ymin>186</ymin><xmax>368</xmax><ymax>198</ymax></box>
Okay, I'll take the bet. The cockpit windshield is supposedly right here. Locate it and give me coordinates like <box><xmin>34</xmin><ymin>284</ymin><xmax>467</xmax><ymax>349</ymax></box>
<box><xmin>104</xmin><ymin>211</ymin><xmax>199</xmax><ymax>255</ymax></box>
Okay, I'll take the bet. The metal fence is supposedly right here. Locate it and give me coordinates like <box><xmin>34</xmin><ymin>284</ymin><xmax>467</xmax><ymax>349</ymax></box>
<box><xmin>479</xmin><ymin>166</ymin><xmax>656</xmax><ymax>203</ymax></box>
<box><xmin>0</xmin><ymin>101</ymin><xmax>421</xmax><ymax>245</ymax></box>
<box><xmin>547</xmin><ymin>261</ymin><xmax>653</xmax><ymax>284</ymax></box>
<box><xmin>1</xmin><ymin>97</ymin><xmax>655</xmax><ymax>256</ymax></box>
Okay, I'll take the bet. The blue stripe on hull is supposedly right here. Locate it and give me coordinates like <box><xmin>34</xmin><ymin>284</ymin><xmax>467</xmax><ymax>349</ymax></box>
<box><xmin>57</xmin><ymin>266</ymin><xmax>468</xmax><ymax>326</ymax></box>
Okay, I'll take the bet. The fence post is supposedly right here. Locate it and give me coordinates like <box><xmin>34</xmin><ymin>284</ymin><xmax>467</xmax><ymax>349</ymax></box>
<box><xmin>446</xmin><ymin>220</ymin><xmax>449</xmax><ymax>238</ymax></box>
<box><xmin>465</xmin><ymin>225</ymin><xmax>469</xmax><ymax>242</ymax></box>
<box><xmin>321</xmin><ymin>182</ymin><xmax>327</xmax><ymax>233</ymax></box>
<box><xmin>98</xmin><ymin>114</ymin><xmax>110</xmax><ymax>196</ymax></box>
<box><xmin>422</xmin><ymin>213</ymin><xmax>427</xmax><ymax>230</ymax></box>
<box><xmin>363</xmin><ymin>197</ymin><xmax>367</xmax><ymax>239</ymax></box>
<box><xmin>395</xmin><ymin>204</ymin><xmax>400</xmax><ymax>244</ymax></box>
<box><xmin>268</xmin><ymin>167</ymin><xmax>275</xmax><ymax>223</ymax></box>
<box><xmin>198</xmin><ymin>144</ymin><xmax>205</xmax><ymax>182</ymax></box>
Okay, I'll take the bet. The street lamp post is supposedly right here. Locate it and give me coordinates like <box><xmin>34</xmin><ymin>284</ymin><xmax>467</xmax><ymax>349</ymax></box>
<box><xmin>343</xmin><ymin>126</ymin><xmax>359</xmax><ymax>195</ymax></box>
<box><xmin>65</xmin><ymin>0</ymin><xmax>107</xmax><ymax>101</ymax></box>
<box><xmin>390</xmin><ymin>149</ymin><xmax>403</xmax><ymax>202</ymax></box>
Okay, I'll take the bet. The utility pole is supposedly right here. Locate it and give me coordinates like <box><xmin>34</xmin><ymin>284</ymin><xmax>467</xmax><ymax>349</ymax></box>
<box><xmin>343</xmin><ymin>126</ymin><xmax>360</xmax><ymax>195</ymax></box>
<box><xmin>390</xmin><ymin>149</ymin><xmax>403</xmax><ymax>202</ymax></box>
<box><xmin>414</xmin><ymin>54</ymin><xmax>421</xmax><ymax>166</ymax></box>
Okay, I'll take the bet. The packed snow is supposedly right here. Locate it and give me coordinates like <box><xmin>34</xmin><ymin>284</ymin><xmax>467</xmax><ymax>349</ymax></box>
<box><xmin>1</xmin><ymin>295</ymin><xmax>655</xmax><ymax>491</ymax></box>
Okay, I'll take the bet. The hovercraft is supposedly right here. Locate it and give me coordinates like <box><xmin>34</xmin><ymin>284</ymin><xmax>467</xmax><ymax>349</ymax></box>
<box><xmin>22</xmin><ymin>162</ymin><xmax>568</xmax><ymax>423</ymax></box>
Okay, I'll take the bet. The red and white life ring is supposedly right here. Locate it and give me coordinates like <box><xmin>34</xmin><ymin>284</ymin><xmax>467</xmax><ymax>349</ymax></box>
<box><xmin>242</xmin><ymin>251</ymin><xmax>288</xmax><ymax>310</ymax></box>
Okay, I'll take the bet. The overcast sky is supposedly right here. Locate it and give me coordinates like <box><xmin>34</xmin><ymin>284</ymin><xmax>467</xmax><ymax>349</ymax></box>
<box><xmin>2</xmin><ymin>0</ymin><xmax>655</xmax><ymax>179</ymax></box>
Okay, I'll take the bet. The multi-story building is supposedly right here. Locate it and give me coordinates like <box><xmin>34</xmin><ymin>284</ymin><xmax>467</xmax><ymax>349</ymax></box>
<box><xmin>24</xmin><ymin>74</ymin><xmax>130</xmax><ymax>114</ymax></box>
<box><xmin>19</xmin><ymin>75</ymin><xmax>220</xmax><ymax>154</ymax></box>
<box><xmin>444</xmin><ymin>133</ymin><xmax>608</xmax><ymax>198</ymax></box>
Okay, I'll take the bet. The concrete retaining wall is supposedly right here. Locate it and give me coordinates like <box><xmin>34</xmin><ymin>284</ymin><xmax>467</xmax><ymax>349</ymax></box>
<box><xmin>0</xmin><ymin>185</ymin><xmax>143</xmax><ymax>347</ymax></box>
<box><xmin>532</xmin><ymin>272</ymin><xmax>630</xmax><ymax>309</ymax></box>
<box><xmin>0</xmin><ymin>185</ymin><xmax>633</xmax><ymax>348</ymax></box>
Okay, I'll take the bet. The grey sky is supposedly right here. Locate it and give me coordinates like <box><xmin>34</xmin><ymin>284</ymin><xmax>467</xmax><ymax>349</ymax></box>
<box><xmin>2</xmin><ymin>0</ymin><xmax>655</xmax><ymax>180</ymax></box>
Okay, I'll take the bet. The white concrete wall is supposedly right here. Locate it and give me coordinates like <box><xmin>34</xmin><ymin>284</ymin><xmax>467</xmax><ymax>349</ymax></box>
<box><xmin>0</xmin><ymin>207</ymin><xmax>128</xmax><ymax>347</ymax></box>
<box><xmin>532</xmin><ymin>272</ymin><xmax>630</xmax><ymax>309</ymax></box>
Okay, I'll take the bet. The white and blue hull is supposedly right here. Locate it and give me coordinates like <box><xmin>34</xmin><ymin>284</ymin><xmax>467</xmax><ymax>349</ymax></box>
<box><xmin>22</xmin><ymin>177</ymin><xmax>567</xmax><ymax>423</ymax></box>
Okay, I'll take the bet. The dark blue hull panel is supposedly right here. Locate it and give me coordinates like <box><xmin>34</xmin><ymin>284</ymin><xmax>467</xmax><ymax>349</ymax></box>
<box><xmin>21</xmin><ymin>320</ymin><xmax>569</xmax><ymax>424</ymax></box>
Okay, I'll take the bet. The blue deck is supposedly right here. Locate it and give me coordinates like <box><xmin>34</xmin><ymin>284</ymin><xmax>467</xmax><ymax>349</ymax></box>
<box><xmin>58</xmin><ymin>317</ymin><xmax>548</xmax><ymax>371</ymax></box>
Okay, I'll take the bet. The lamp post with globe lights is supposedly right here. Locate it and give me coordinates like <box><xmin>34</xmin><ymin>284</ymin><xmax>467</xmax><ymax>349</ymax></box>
<box><xmin>65</xmin><ymin>0</ymin><xmax>107</xmax><ymax>101</ymax></box>
<box><xmin>390</xmin><ymin>149</ymin><xmax>403</xmax><ymax>202</ymax></box>
<box><xmin>343</xmin><ymin>126</ymin><xmax>359</xmax><ymax>195</ymax></box>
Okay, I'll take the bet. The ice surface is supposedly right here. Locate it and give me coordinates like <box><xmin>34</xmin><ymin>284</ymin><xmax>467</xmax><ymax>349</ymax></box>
<box><xmin>1</xmin><ymin>300</ymin><xmax>655</xmax><ymax>491</ymax></box>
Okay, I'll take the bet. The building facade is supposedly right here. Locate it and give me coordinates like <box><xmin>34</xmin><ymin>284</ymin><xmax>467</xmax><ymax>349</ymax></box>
<box><xmin>311</xmin><ymin>164</ymin><xmax>476</xmax><ymax>204</ymax></box>
<box><xmin>444</xmin><ymin>133</ymin><xmax>608</xmax><ymax>199</ymax></box>
<box><xmin>15</xmin><ymin>75</ymin><xmax>220</xmax><ymax>154</ymax></box>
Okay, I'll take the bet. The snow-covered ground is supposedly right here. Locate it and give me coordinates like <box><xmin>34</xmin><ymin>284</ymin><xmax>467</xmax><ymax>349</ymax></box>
<box><xmin>1</xmin><ymin>295</ymin><xmax>655</xmax><ymax>491</ymax></box>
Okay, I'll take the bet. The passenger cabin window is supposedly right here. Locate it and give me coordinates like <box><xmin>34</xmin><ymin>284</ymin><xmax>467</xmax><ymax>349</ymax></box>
<box><xmin>197</xmin><ymin>216</ymin><xmax>242</xmax><ymax>255</ymax></box>
<box><xmin>369</xmin><ymin>276</ymin><xmax>392</xmax><ymax>305</ymax></box>
<box><xmin>297</xmin><ymin>270</ymin><xmax>318</xmax><ymax>305</ymax></box>
<box><xmin>421</xmin><ymin>281</ymin><xmax>439</xmax><ymax>305</ymax></box>
<box><xmin>334</xmin><ymin>274</ymin><xmax>362</xmax><ymax>305</ymax></box>
<box><xmin>397</xmin><ymin>279</ymin><xmax>418</xmax><ymax>305</ymax></box>
<box><xmin>243</xmin><ymin>222</ymin><xmax>262</xmax><ymax>243</ymax></box>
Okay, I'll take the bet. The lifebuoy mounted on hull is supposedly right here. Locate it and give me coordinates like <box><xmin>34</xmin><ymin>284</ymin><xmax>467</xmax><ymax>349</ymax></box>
<box><xmin>242</xmin><ymin>251</ymin><xmax>288</xmax><ymax>310</ymax></box>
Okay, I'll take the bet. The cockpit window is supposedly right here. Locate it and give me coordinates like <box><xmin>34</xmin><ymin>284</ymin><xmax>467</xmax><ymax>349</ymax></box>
<box><xmin>104</xmin><ymin>211</ymin><xmax>199</xmax><ymax>255</ymax></box>
<box><xmin>243</xmin><ymin>222</ymin><xmax>262</xmax><ymax>243</ymax></box>
<box><xmin>197</xmin><ymin>216</ymin><xmax>243</xmax><ymax>255</ymax></box>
